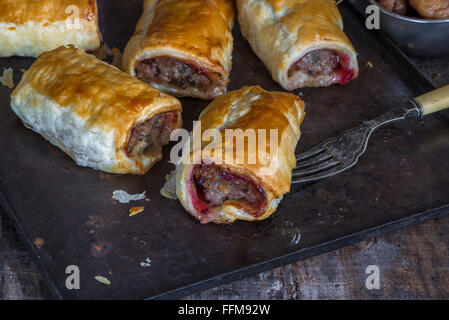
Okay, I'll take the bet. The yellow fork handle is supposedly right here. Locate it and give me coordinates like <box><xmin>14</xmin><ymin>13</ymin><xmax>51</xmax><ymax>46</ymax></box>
<box><xmin>413</xmin><ymin>84</ymin><xmax>449</xmax><ymax>116</ymax></box>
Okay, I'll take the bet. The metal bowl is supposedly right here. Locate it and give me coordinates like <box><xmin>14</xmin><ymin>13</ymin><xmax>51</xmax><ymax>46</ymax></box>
<box><xmin>350</xmin><ymin>0</ymin><xmax>449</xmax><ymax>58</ymax></box>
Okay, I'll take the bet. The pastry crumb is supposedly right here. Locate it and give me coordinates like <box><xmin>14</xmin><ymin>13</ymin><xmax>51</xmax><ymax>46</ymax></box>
<box><xmin>0</xmin><ymin>67</ymin><xmax>14</xmax><ymax>88</ymax></box>
<box><xmin>112</xmin><ymin>190</ymin><xmax>146</xmax><ymax>203</ymax></box>
<box><xmin>140</xmin><ymin>257</ymin><xmax>152</xmax><ymax>268</ymax></box>
<box><xmin>160</xmin><ymin>171</ymin><xmax>178</xmax><ymax>200</ymax></box>
<box><xmin>95</xmin><ymin>276</ymin><xmax>111</xmax><ymax>285</ymax></box>
<box><xmin>129</xmin><ymin>206</ymin><xmax>145</xmax><ymax>217</ymax></box>
<box><xmin>366</xmin><ymin>61</ymin><xmax>374</xmax><ymax>68</ymax></box>
<box><xmin>290</xmin><ymin>232</ymin><xmax>301</xmax><ymax>245</ymax></box>
<box><xmin>33</xmin><ymin>237</ymin><xmax>45</xmax><ymax>249</ymax></box>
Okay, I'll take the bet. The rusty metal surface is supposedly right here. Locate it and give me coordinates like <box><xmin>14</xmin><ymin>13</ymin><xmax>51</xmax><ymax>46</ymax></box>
<box><xmin>0</xmin><ymin>1</ymin><xmax>448</xmax><ymax>299</ymax></box>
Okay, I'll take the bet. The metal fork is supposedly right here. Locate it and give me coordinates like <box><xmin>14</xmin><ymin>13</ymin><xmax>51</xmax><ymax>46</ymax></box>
<box><xmin>292</xmin><ymin>84</ymin><xmax>449</xmax><ymax>184</ymax></box>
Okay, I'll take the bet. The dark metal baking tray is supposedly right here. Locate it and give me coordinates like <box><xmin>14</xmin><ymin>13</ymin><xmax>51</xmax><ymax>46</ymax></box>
<box><xmin>0</xmin><ymin>0</ymin><xmax>448</xmax><ymax>299</ymax></box>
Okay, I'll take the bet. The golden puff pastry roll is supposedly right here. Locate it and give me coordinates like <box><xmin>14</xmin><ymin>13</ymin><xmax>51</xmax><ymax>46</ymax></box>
<box><xmin>167</xmin><ymin>86</ymin><xmax>305</xmax><ymax>224</ymax></box>
<box><xmin>237</xmin><ymin>0</ymin><xmax>359</xmax><ymax>90</ymax></box>
<box><xmin>122</xmin><ymin>0</ymin><xmax>235</xmax><ymax>100</ymax></box>
<box><xmin>10</xmin><ymin>46</ymin><xmax>182</xmax><ymax>175</ymax></box>
<box><xmin>0</xmin><ymin>0</ymin><xmax>101</xmax><ymax>58</ymax></box>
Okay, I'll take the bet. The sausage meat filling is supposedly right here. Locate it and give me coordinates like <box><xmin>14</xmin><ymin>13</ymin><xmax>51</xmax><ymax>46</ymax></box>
<box><xmin>378</xmin><ymin>0</ymin><xmax>407</xmax><ymax>15</ymax></box>
<box><xmin>126</xmin><ymin>112</ymin><xmax>178</xmax><ymax>157</ymax></box>
<box><xmin>192</xmin><ymin>164</ymin><xmax>267</xmax><ymax>216</ymax></box>
<box><xmin>289</xmin><ymin>49</ymin><xmax>340</xmax><ymax>77</ymax></box>
<box><xmin>136</xmin><ymin>57</ymin><xmax>212</xmax><ymax>92</ymax></box>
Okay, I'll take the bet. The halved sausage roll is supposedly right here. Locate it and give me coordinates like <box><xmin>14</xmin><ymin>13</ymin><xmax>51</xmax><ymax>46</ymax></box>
<box><xmin>10</xmin><ymin>46</ymin><xmax>182</xmax><ymax>175</ymax></box>
<box><xmin>122</xmin><ymin>0</ymin><xmax>235</xmax><ymax>100</ymax></box>
<box><xmin>0</xmin><ymin>0</ymin><xmax>101</xmax><ymax>58</ymax></box>
<box><xmin>237</xmin><ymin>0</ymin><xmax>359</xmax><ymax>90</ymax></box>
<box><xmin>164</xmin><ymin>86</ymin><xmax>305</xmax><ymax>224</ymax></box>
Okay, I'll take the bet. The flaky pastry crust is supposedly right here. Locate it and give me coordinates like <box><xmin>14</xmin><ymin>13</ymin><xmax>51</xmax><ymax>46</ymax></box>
<box><xmin>122</xmin><ymin>0</ymin><xmax>235</xmax><ymax>99</ymax></box>
<box><xmin>173</xmin><ymin>86</ymin><xmax>305</xmax><ymax>224</ymax></box>
<box><xmin>237</xmin><ymin>0</ymin><xmax>359</xmax><ymax>90</ymax></box>
<box><xmin>11</xmin><ymin>46</ymin><xmax>182</xmax><ymax>175</ymax></box>
<box><xmin>0</xmin><ymin>0</ymin><xmax>101</xmax><ymax>57</ymax></box>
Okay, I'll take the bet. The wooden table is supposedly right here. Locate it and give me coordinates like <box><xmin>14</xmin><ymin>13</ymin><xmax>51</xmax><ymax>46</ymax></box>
<box><xmin>1</xmin><ymin>56</ymin><xmax>449</xmax><ymax>300</ymax></box>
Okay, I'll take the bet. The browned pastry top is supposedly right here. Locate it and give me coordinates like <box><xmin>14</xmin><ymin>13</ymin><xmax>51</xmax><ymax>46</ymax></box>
<box><xmin>139</xmin><ymin>0</ymin><xmax>234</xmax><ymax>69</ymax></box>
<box><xmin>197</xmin><ymin>85</ymin><xmax>305</xmax><ymax>197</ymax></box>
<box><xmin>13</xmin><ymin>45</ymin><xmax>181</xmax><ymax>148</ymax></box>
<box><xmin>0</xmin><ymin>0</ymin><xmax>98</xmax><ymax>24</ymax></box>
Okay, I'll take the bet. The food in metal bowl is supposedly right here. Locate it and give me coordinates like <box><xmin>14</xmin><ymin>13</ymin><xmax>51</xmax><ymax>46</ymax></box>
<box><xmin>409</xmin><ymin>0</ymin><xmax>449</xmax><ymax>19</ymax></box>
<box><xmin>378</xmin><ymin>0</ymin><xmax>407</xmax><ymax>15</ymax></box>
<box><xmin>377</xmin><ymin>0</ymin><xmax>449</xmax><ymax>19</ymax></box>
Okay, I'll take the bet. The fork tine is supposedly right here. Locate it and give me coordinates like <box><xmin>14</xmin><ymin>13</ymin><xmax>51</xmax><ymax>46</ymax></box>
<box><xmin>292</xmin><ymin>163</ymin><xmax>347</xmax><ymax>184</ymax></box>
<box><xmin>294</xmin><ymin>151</ymin><xmax>333</xmax><ymax>170</ymax></box>
<box><xmin>296</xmin><ymin>145</ymin><xmax>326</xmax><ymax>162</ymax></box>
<box><xmin>292</xmin><ymin>159</ymin><xmax>340</xmax><ymax>178</ymax></box>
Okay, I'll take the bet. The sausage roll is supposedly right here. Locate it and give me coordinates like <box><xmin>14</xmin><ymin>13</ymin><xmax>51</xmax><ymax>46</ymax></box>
<box><xmin>0</xmin><ymin>0</ymin><xmax>101</xmax><ymax>58</ymax></box>
<box><xmin>166</xmin><ymin>86</ymin><xmax>305</xmax><ymax>224</ymax></box>
<box><xmin>409</xmin><ymin>0</ymin><xmax>449</xmax><ymax>19</ymax></box>
<box><xmin>122</xmin><ymin>0</ymin><xmax>235</xmax><ymax>100</ymax></box>
<box><xmin>237</xmin><ymin>0</ymin><xmax>359</xmax><ymax>90</ymax></box>
<box><xmin>10</xmin><ymin>46</ymin><xmax>182</xmax><ymax>175</ymax></box>
<box><xmin>378</xmin><ymin>0</ymin><xmax>408</xmax><ymax>15</ymax></box>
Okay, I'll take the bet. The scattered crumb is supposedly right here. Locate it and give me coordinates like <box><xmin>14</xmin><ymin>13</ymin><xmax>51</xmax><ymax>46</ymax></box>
<box><xmin>336</xmin><ymin>0</ymin><xmax>343</xmax><ymax>5</ymax></box>
<box><xmin>145</xmin><ymin>198</ymin><xmax>151</xmax><ymax>202</ymax></box>
<box><xmin>160</xmin><ymin>171</ymin><xmax>177</xmax><ymax>200</ymax></box>
<box><xmin>129</xmin><ymin>206</ymin><xmax>145</xmax><ymax>217</ymax></box>
<box><xmin>112</xmin><ymin>190</ymin><xmax>146</xmax><ymax>203</ymax></box>
<box><xmin>140</xmin><ymin>257</ymin><xmax>152</xmax><ymax>268</ymax></box>
<box><xmin>111</xmin><ymin>47</ymin><xmax>122</xmax><ymax>68</ymax></box>
<box><xmin>95</xmin><ymin>276</ymin><xmax>111</xmax><ymax>286</ymax></box>
<box><xmin>33</xmin><ymin>237</ymin><xmax>45</xmax><ymax>249</ymax></box>
<box><xmin>366</xmin><ymin>61</ymin><xmax>374</xmax><ymax>68</ymax></box>
<box><xmin>291</xmin><ymin>232</ymin><xmax>301</xmax><ymax>245</ymax></box>
<box><xmin>161</xmin><ymin>186</ymin><xmax>177</xmax><ymax>200</ymax></box>
<box><xmin>20</xmin><ymin>69</ymin><xmax>27</xmax><ymax>73</ymax></box>
<box><xmin>0</xmin><ymin>67</ymin><xmax>14</xmax><ymax>88</ymax></box>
